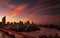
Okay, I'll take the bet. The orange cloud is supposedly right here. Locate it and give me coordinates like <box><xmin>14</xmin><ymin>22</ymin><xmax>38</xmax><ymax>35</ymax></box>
<box><xmin>12</xmin><ymin>4</ymin><xmax>29</xmax><ymax>16</ymax></box>
<box><xmin>4</xmin><ymin>4</ymin><xmax>29</xmax><ymax>17</ymax></box>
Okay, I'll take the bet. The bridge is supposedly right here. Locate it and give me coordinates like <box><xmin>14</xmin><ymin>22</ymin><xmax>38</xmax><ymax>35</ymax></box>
<box><xmin>0</xmin><ymin>28</ymin><xmax>37</xmax><ymax>38</ymax></box>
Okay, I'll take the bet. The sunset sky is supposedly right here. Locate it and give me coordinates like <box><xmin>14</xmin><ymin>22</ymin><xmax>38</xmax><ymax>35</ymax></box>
<box><xmin>0</xmin><ymin>0</ymin><xmax>60</xmax><ymax>25</ymax></box>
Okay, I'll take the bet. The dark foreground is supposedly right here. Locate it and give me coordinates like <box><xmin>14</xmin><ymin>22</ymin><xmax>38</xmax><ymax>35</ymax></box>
<box><xmin>0</xmin><ymin>27</ymin><xmax>60</xmax><ymax>38</ymax></box>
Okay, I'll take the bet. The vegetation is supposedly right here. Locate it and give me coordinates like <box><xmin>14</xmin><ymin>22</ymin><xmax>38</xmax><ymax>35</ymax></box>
<box><xmin>38</xmin><ymin>24</ymin><xmax>60</xmax><ymax>30</ymax></box>
<box><xmin>11</xmin><ymin>25</ymin><xmax>40</xmax><ymax>32</ymax></box>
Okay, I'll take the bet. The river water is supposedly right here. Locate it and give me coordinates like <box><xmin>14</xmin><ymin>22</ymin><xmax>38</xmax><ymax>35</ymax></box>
<box><xmin>0</xmin><ymin>31</ymin><xmax>10</xmax><ymax>38</ymax></box>
<box><xmin>22</xmin><ymin>27</ymin><xmax>60</xmax><ymax>38</ymax></box>
<box><xmin>0</xmin><ymin>27</ymin><xmax>60</xmax><ymax>38</ymax></box>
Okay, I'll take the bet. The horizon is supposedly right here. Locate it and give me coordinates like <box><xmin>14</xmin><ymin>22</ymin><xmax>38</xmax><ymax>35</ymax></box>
<box><xmin>0</xmin><ymin>16</ymin><xmax>60</xmax><ymax>25</ymax></box>
<box><xmin>0</xmin><ymin>16</ymin><xmax>33</xmax><ymax>24</ymax></box>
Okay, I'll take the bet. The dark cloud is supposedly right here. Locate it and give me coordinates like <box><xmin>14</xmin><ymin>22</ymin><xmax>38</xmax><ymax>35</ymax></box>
<box><xmin>9</xmin><ymin>0</ymin><xmax>38</xmax><ymax>6</ymax></box>
<box><xmin>40</xmin><ymin>0</ymin><xmax>60</xmax><ymax>4</ymax></box>
<box><xmin>23</xmin><ymin>0</ymin><xmax>60</xmax><ymax>10</ymax></box>
<box><xmin>39</xmin><ymin>0</ymin><xmax>60</xmax><ymax>8</ymax></box>
<box><xmin>39</xmin><ymin>8</ymin><xmax>60</xmax><ymax>15</ymax></box>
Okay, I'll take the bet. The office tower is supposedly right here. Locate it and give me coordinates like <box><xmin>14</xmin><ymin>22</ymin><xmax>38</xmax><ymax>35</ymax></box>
<box><xmin>2</xmin><ymin>16</ymin><xmax>6</xmax><ymax>25</ymax></box>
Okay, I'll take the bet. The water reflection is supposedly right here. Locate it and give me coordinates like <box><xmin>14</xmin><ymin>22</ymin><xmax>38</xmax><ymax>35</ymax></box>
<box><xmin>0</xmin><ymin>27</ymin><xmax>60</xmax><ymax>38</ymax></box>
<box><xmin>0</xmin><ymin>31</ymin><xmax>10</xmax><ymax>38</ymax></box>
<box><xmin>22</xmin><ymin>27</ymin><xmax>60</xmax><ymax>37</ymax></box>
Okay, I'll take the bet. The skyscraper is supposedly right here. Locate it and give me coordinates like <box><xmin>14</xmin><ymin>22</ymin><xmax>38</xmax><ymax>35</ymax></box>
<box><xmin>2</xmin><ymin>16</ymin><xmax>6</xmax><ymax>25</ymax></box>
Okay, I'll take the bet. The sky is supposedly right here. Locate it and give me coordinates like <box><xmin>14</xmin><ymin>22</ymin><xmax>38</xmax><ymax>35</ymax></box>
<box><xmin>0</xmin><ymin>0</ymin><xmax>60</xmax><ymax>25</ymax></box>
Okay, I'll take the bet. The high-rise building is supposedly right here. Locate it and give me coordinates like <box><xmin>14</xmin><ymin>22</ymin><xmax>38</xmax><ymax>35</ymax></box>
<box><xmin>0</xmin><ymin>22</ymin><xmax>2</xmax><ymax>27</ymax></box>
<box><xmin>2</xmin><ymin>16</ymin><xmax>6</xmax><ymax>25</ymax></box>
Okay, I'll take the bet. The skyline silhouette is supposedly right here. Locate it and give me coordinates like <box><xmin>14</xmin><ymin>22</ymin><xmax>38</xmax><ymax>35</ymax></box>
<box><xmin>0</xmin><ymin>16</ymin><xmax>60</xmax><ymax>25</ymax></box>
<box><xmin>0</xmin><ymin>16</ymin><xmax>36</xmax><ymax>24</ymax></box>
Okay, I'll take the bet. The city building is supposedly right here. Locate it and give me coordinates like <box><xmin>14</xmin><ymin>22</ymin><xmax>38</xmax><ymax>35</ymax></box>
<box><xmin>2</xmin><ymin>16</ymin><xmax>6</xmax><ymax>26</ymax></box>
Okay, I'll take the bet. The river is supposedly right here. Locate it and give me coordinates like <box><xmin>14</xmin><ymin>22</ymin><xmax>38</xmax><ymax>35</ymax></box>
<box><xmin>22</xmin><ymin>27</ymin><xmax>60</xmax><ymax>38</ymax></box>
<box><xmin>0</xmin><ymin>27</ymin><xmax>60</xmax><ymax>38</ymax></box>
<box><xmin>0</xmin><ymin>31</ymin><xmax>10</xmax><ymax>38</ymax></box>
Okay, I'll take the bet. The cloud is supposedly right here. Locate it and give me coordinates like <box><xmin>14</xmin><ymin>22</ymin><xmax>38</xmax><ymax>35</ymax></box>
<box><xmin>0</xmin><ymin>0</ymin><xmax>10</xmax><ymax>7</ymax></box>
<box><xmin>24</xmin><ymin>14</ymin><xmax>60</xmax><ymax>24</ymax></box>
<box><xmin>39</xmin><ymin>7</ymin><xmax>60</xmax><ymax>15</ymax></box>
<box><xmin>9</xmin><ymin>0</ymin><xmax>38</xmax><ymax>6</ymax></box>
<box><xmin>0</xmin><ymin>0</ymin><xmax>60</xmax><ymax>24</ymax></box>
<box><xmin>4</xmin><ymin>4</ymin><xmax>29</xmax><ymax>17</ymax></box>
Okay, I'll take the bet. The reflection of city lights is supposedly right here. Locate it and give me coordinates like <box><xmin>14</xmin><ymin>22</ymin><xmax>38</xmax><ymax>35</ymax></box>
<box><xmin>0</xmin><ymin>33</ymin><xmax>2</xmax><ymax>38</ymax></box>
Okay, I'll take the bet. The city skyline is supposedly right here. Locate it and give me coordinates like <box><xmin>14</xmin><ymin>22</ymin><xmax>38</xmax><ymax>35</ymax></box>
<box><xmin>0</xmin><ymin>0</ymin><xmax>60</xmax><ymax>25</ymax></box>
<box><xmin>0</xmin><ymin>16</ymin><xmax>35</xmax><ymax>24</ymax></box>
